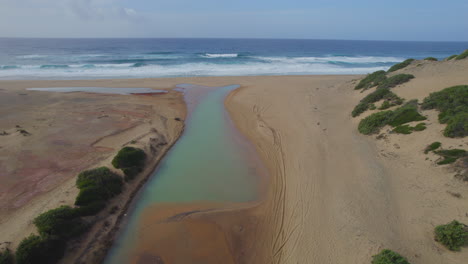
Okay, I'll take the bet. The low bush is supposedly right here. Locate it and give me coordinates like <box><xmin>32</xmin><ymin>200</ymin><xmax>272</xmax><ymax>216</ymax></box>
<box><xmin>73</xmin><ymin>201</ymin><xmax>106</xmax><ymax>217</ymax></box>
<box><xmin>392</xmin><ymin>123</ymin><xmax>426</xmax><ymax>134</ymax></box>
<box><xmin>424</xmin><ymin>57</ymin><xmax>438</xmax><ymax>61</ymax></box>
<box><xmin>15</xmin><ymin>235</ymin><xmax>65</xmax><ymax>264</ymax></box>
<box><xmin>355</xmin><ymin>70</ymin><xmax>387</xmax><ymax>90</ymax></box>
<box><xmin>112</xmin><ymin>147</ymin><xmax>146</xmax><ymax>169</ymax></box>
<box><xmin>371</xmin><ymin>249</ymin><xmax>411</xmax><ymax>264</ymax></box>
<box><xmin>393</xmin><ymin>125</ymin><xmax>413</xmax><ymax>134</ymax></box>
<box><xmin>123</xmin><ymin>166</ymin><xmax>143</xmax><ymax>182</ymax></box>
<box><xmin>434</xmin><ymin>220</ymin><xmax>468</xmax><ymax>251</ymax></box>
<box><xmin>352</xmin><ymin>89</ymin><xmax>403</xmax><ymax>117</ymax></box>
<box><xmin>413</xmin><ymin>123</ymin><xmax>427</xmax><ymax>131</ymax></box>
<box><xmin>421</xmin><ymin>85</ymin><xmax>468</xmax><ymax>138</ymax></box>
<box><xmin>33</xmin><ymin>206</ymin><xmax>87</xmax><ymax>239</ymax></box>
<box><xmin>455</xmin><ymin>49</ymin><xmax>468</xmax><ymax>60</ymax></box>
<box><xmin>387</xmin><ymin>59</ymin><xmax>414</xmax><ymax>72</ymax></box>
<box><xmin>435</xmin><ymin>149</ymin><xmax>467</xmax><ymax>165</ymax></box>
<box><xmin>0</xmin><ymin>249</ymin><xmax>13</xmax><ymax>264</ymax></box>
<box><xmin>386</xmin><ymin>101</ymin><xmax>426</xmax><ymax>127</ymax></box>
<box><xmin>446</xmin><ymin>55</ymin><xmax>457</xmax><ymax>60</ymax></box>
<box><xmin>425</xmin><ymin>142</ymin><xmax>441</xmax><ymax>154</ymax></box>
<box><xmin>378</xmin><ymin>74</ymin><xmax>415</xmax><ymax>89</ymax></box>
<box><xmin>75</xmin><ymin>167</ymin><xmax>122</xmax><ymax>212</ymax></box>
<box><xmin>358</xmin><ymin>111</ymin><xmax>393</xmax><ymax>135</ymax></box>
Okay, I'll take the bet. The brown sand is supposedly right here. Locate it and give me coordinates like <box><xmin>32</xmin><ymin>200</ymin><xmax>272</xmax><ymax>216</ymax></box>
<box><xmin>1</xmin><ymin>57</ymin><xmax>467</xmax><ymax>263</ymax></box>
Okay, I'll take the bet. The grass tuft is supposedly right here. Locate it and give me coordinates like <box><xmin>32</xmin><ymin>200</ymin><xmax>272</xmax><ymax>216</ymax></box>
<box><xmin>387</xmin><ymin>59</ymin><xmax>414</xmax><ymax>72</ymax></box>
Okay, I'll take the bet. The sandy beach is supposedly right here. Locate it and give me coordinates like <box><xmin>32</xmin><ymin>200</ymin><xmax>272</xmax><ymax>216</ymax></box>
<box><xmin>0</xmin><ymin>57</ymin><xmax>467</xmax><ymax>264</ymax></box>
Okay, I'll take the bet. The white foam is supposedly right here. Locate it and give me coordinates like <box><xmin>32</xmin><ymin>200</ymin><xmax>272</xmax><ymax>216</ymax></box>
<box><xmin>0</xmin><ymin>61</ymin><xmax>389</xmax><ymax>80</ymax></box>
<box><xmin>202</xmin><ymin>53</ymin><xmax>239</xmax><ymax>58</ymax></box>
<box><xmin>253</xmin><ymin>56</ymin><xmax>404</xmax><ymax>64</ymax></box>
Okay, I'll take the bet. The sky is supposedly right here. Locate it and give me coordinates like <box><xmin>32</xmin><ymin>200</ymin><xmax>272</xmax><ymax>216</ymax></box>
<box><xmin>0</xmin><ymin>0</ymin><xmax>467</xmax><ymax>41</ymax></box>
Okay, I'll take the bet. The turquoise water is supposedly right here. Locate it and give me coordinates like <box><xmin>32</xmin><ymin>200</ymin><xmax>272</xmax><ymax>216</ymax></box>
<box><xmin>104</xmin><ymin>84</ymin><xmax>259</xmax><ymax>263</ymax></box>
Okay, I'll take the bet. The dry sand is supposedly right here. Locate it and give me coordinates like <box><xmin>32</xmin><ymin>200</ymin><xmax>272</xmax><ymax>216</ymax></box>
<box><xmin>1</xmin><ymin>58</ymin><xmax>467</xmax><ymax>264</ymax></box>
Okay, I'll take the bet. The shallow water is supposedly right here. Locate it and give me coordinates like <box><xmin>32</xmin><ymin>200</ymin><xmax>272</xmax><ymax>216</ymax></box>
<box><xmin>27</xmin><ymin>87</ymin><xmax>167</xmax><ymax>95</ymax></box>
<box><xmin>104</xmin><ymin>84</ymin><xmax>259</xmax><ymax>263</ymax></box>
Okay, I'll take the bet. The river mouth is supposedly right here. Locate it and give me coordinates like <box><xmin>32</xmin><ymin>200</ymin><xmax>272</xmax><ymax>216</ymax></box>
<box><xmin>104</xmin><ymin>84</ymin><xmax>265</xmax><ymax>264</ymax></box>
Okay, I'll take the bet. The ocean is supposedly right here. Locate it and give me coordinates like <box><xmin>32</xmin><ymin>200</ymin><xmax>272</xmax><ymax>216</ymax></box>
<box><xmin>0</xmin><ymin>38</ymin><xmax>466</xmax><ymax>80</ymax></box>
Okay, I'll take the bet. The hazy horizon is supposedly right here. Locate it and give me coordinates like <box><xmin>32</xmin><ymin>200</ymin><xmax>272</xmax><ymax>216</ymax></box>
<box><xmin>1</xmin><ymin>0</ymin><xmax>467</xmax><ymax>41</ymax></box>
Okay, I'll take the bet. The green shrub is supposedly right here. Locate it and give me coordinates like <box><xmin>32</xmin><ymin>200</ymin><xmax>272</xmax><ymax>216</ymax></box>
<box><xmin>446</xmin><ymin>55</ymin><xmax>457</xmax><ymax>60</ymax></box>
<box><xmin>358</xmin><ymin>111</ymin><xmax>393</xmax><ymax>135</ymax></box>
<box><xmin>112</xmin><ymin>147</ymin><xmax>146</xmax><ymax>169</ymax></box>
<box><xmin>16</xmin><ymin>235</ymin><xmax>65</xmax><ymax>264</ymax></box>
<box><xmin>413</xmin><ymin>123</ymin><xmax>427</xmax><ymax>131</ymax></box>
<box><xmin>388</xmin><ymin>59</ymin><xmax>414</xmax><ymax>72</ymax></box>
<box><xmin>33</xmin><ymin>206</ymin><xmax>87</xmax><ymax>239</ymax></box>
<box><xmin>123</xmin><ymin>166</ymin><xmax>143</xmax><ymax>182</ymax></box>
<box><xmin>0</xmin><ymin>249</ymin><xmax>13</xmax><ymax>264</ymax></box>
<box><xmin>421</xmin><ymin>85</ymin><xmax>468</xmax><ymax>138</ymax></box>
<box><xmin>444</xmin><ymin>112</ymin><xmax>468</xmax><ymax>138</ymax></box>
<box><xmin>371</xmin><ymin>249</ymin><xmax>410</xmax><ymax>264</ymax></box>
<box><xmin>386</xmin><ymin>101</ymin><xmax>426</xmax><ymax>127</ymax></box>
<box><xmin>73</xmin><ymin>201</ymin><xmax>106</xmax><ymax>217</ymax></box>
<box><xmin>355</xmin><ymin>70</ymin><xmax>387</xmax><ymax>90</ymax></box>
<box><xmin>435</xmin><ymin>149</ymin><xmax>467</xmax><ymax>165</ymax></box>
<box><xmin>379</xmin><ymin>101</ymin><xmax>392</xmax><ymax>110</ymax></box>
<box><xmin>455</xmin><ymin>49</ymin><xmax>468</xmax><ymax>60</ymax></box>
<box><xmin>352</xmin><ymin>88</ymin><xmax>400</xmax><ymax>117</ymax></box>
<box><xmin>424</xmin><ymin>57</ymin><xmax>438</xmax><ymax>61</ymax></box>
<box><xmin>378</xmin><ymin>74</ymin><xmax>415</xmax><ymax>89</ymax></box>
<box><xmin>434</xmin><ymin>220</ymin><xmax>468</xmax><ymax>251</ymax></box>
<box><xmin>393</xmin><ymin>125</ymin><xmax>413</xmax><ymax>134</ymax></box>
<box><xmin>425</xmin><ymin>142</ymin><xmax>441</xmax><ymax>154</ymax></box>
<box><xmin>75</xmin><ymin>167</ymin><xmax>122</xmax><ymax>212</ymax></box>
<box><xmin>369</xmin><ymin>104</ymin><xmax>377</xmax><ymax>110</ymax></box>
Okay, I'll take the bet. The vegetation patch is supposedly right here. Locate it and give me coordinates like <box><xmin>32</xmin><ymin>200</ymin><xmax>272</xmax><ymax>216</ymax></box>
<box><xmin>378</xmin><ymin>94</ymin><xmax>404</xmax><ymax>110</ymax></box>
<box><xmin>378</xmin><ymin>74</ymin><xmax>415</xmax><ymax>89</ymax></box>
<box><xmin>455</xmin><ymin>49</ymin><xmax>468</xmax><ymax>60</ymax></box>
<box><xmin>425</xmin><ymin>142</ymin><xmax>441</xmax><ymax>154</ymax></box>
<box><xmin>392</xmin><ymin>122</ymin><xmax>426</xmax><ymax>134</ymax></box>
<box><xmin>33</xmin><ymin>206</ymin><xmax>87</xmax><ymax>240</ymax></box>
<box><xmin>424</xmin><ymin>57</ymin><xmax>438</xmax><ymax>61</ymax></box>
<box><xmin>15</xmin><ymin>235</ymin><xmax>65</xmax><ymax>264</ymax></box>
<box><xmin>0</xmin><ymin>249</ymin><xmax>13</xmax><ymax>264</ymax></box>
<box><xmin>355</xmin><ymin>70</ymin><xmax>387</xmax><ymax>90</ymax></box>
<box><xmin>358</xmin><ymin>111</ymin><xmax>393</xmax><ymax>135</ymax></box>
<box><xmin>358</xmin><ymin>101</ymin><xmax>426</xmax><ymax>135</ymax></box>
<box><xmin>434</xmin><ymin>220</ymin><xmax>468</xmax><ymax>251</ymax></box>
<box><xmin>386</xmin><ymin>100</ymin><xmax>426</xmax><ymax>127</ymax></box>
<box><xmin>435</xmin><ymin>149</ymin><xmax>467</xmax><ymax>165</ymax></box>
<box><xmin>75</xmin><ymin>167</ymin><xmax>123</xmax><ymax>212</ymax></box>
<box><xmin>421</xmin><ymin>85</ymin><xmax>468</xmax><ymax>138</ymax></box>
<box><xmin>446</xmin><ymin>55</ymin><xmax>457</xmax><ymax>60</ymax></box>
<box><xmin>112</xmin><ymin>147</ymin><xmax>147</xmax><ymax>181</ymax></box>
<box><xmin>371</xmin><ymin>249</ymin><xmax>411</xmax><ymax>264</ymax></box>
<box><xmin>387</xmin><ymin>58</ymin><xmax>414</xmax><ymax>72</ymax></box>
<box><xmin>352</xmin><ymin>89</ymin><xmax>403</xmax><ymax>117</ymax></box>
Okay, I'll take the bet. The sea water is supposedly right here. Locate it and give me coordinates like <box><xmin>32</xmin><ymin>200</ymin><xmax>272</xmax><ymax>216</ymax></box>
<box><xmin>1</xmin><ymin>38</ymin><xmax>467</xmax><ymax>79</ymax></box>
